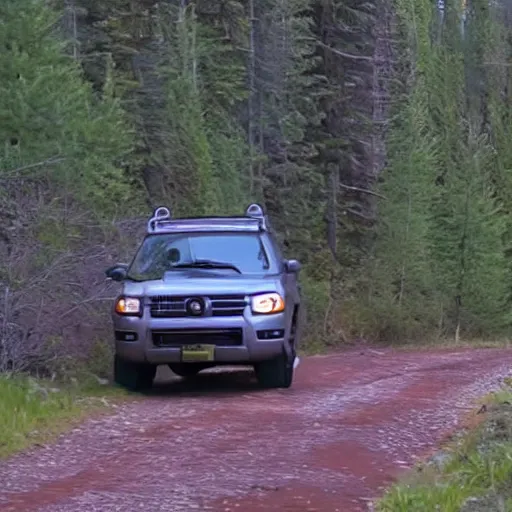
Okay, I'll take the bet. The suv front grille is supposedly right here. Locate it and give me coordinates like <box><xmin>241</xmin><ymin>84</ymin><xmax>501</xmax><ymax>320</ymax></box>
<box><xmin>152</xmin><ymin>328</ymin><xmax>243</xmax><ymax>347</ymax></box>
<box><xmin>150</xmin><ymin>296</ymin><xmax>187</xmax><ymax>318</ymax></box>
<box><xmin>149</xmin><ymin>295</ymin><xmax>246</xmax><ymax>317</ymax></box>
<box><xmin>210</xmin><ymin>295</ymin><xmax>246</xmax><ymax>316</ymax></box>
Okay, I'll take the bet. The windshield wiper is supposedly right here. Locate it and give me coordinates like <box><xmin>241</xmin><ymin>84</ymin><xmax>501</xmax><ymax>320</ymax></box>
<box><xmin>171</xmin><ymin>259</ymin><xmax>242</xmax><ymax>274</ymax></box>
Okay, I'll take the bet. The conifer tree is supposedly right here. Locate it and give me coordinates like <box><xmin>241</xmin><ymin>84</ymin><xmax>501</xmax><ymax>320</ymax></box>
<box><xmin>367</xmin><ymin>0</ymin><xmax>440</xmax><ymax>340</ymax></box>
<box><xmin>251</xmin><ymin>0</ymin><xmax>326</xmax><ymax>259</ymax></box>
<box><xmin>427</xmin><ymin>1</ymin><xmax>510</xmax><ymax>337</ymax></box>
<box><xmin>151</xmin><ymin>1</ymin><xmax>248</xmax><ymax>216</ymax></box>
<box><xmin>430</xmin><ymin>129</ymin><xmax>510</xmax><ymax>336</ymax></box>
<box><xmin>0</xmin><ymin>0</ymin><xmax>134</xmax><ymax>217</ymax></box>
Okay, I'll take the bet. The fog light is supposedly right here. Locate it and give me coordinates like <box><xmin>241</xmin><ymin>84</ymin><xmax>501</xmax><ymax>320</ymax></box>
<box><xmin>115</xmin><ymin>330</ymin><xmax>138</xmax><ymax>342</ymax></box>
<box><xmin>256</xmin><ymin>329</ymin><xmax>285</xmax><ymax>340</ymax></box>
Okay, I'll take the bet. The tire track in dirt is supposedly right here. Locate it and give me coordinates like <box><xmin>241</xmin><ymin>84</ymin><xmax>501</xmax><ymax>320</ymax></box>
<box><xmin>0</xmin><ymin>347</ymin><xmax>511</xmax><ymax>512</ymax></box>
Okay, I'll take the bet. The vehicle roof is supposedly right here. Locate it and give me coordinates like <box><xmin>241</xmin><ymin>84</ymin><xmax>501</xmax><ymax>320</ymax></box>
<box><xmin>146</xmin><ymin>204</ymin><xmax>270</xmax><ymax>235</ymax></box>
<box><xmin>149</xmin><ymin>217</ymin><xmax>261</xmax><ymax>234</ymax></box>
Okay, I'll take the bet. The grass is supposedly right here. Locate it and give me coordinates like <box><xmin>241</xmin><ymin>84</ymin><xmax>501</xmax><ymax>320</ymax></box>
<box><xmin>394</xmin><ymin>338</ymin><xmax>512</xmax><ymax>352</ymax></box>
<box><xmin>0</xmin><ymin>373</ymin><xmax>131</xmax><ymax>459</ymax></box>
<box><xmin>301</xmin><ymin>332</ymin><xmax>512</xmax><ymax>356</ymax></box>
<box><xmin>377</xmin><ymin>383</ymin><xmax>512</xmax><ymax>512</ymax></box>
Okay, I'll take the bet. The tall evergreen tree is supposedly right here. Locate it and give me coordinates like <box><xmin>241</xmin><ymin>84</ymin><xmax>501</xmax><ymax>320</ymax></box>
<box><xmin>155</xmin><ymin>1</ymin><xmax>249</xmax><ymax>216</ymax></box>
<box><xmin>0</xmin><ymin>0</ymin><xmax>134</xmax><ymax>216</ymax></box>
<box><xmin>428</xmin><ymin>1</ymin><xmax>510</xmax><ymax>337</ymax></box>
<box><xmin>366</xmin><ymin>0</ymin><xmax>440</xmax><ymax>340</ymax></box>
<box><xmin>368</xmin><ymin>0</ymin><xmax>512</xmax><ymax>341</ymax></box>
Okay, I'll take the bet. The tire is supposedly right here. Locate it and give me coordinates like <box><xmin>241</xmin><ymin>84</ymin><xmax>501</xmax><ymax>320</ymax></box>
<box><xmin>114</xmin><ymin>355</ymin><xmax>156</xmax><ymax>392</ymax></box>
<box><xmin>168</xmin><ymin>363</ymin><xmax>210</xmax><ymax>378</ymax></box>
<box><xmin>254</xmin><ymin>350</ymin><xmax>294</xmax><ymax>389</ymax></box>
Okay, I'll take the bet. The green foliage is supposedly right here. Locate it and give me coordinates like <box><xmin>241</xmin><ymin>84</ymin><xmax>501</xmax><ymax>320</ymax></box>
<box><xmin>378</xmin><ymin>389</ymin><xmax>512</xmax><ymax>512</ymax></box>
<box><xmin>364</xmin><ymin>0</ymin><xmax>512</xmax><ymax>342</ymax></box>
<box><xmin>425</xmin><ymin>2</ymin><xmax>511</xmax><ymax>337</ymax></box>
<box><xmin>0</xmin><ymin>374</ymin><xmax>77</xmax><ymax>458</ymax></box>
<box><xmin>368</xmin><ymin>88</ymin><xmax>440</xmax><ymax>340</ymax></box>
<box><xmin>430</xmin><ymin>130</ymin><xmax>510</xmax><ymax>335</ymax></box>
<box><xmin>361</xmin><ymin>0</ymin><xmax>439</xmax><ymax>341</ymax></box>
<box><xmin>0</xmin><ymin>0</ymin><xmax>136</xmax><ymax>217</ymax></box>
<box><xmin>0</xmin><ymin>372</ymin><xmax>129</xmax><ymax>458</ymax></box>
<box><xmin>148</xmin><ymin>2</ymin><xmax>249</xmax><ymax>216</ymax></box>
<box><xmin>253</xmin><ymin>0</ymin><xmax>328</xmax><ymax>264</ymax></box>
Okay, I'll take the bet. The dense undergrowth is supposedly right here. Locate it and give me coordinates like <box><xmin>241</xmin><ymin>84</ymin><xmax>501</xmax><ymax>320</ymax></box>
<box><xmin>378</xmin><ymin>385</ymin><xmax>512</xmax><ymax>512</ymax></box>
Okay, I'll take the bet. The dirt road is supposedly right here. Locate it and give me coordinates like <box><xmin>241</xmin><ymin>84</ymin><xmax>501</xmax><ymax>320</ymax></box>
<box><xmin>0</xmin><ymin>347</ymin><xmax>511</xmax><ymax>512</ymax></box>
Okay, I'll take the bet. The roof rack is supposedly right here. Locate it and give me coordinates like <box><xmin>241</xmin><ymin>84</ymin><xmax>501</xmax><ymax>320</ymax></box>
<box><xmin>146</xmin><ymin>203</ymin><xmax>270</xmax><ymax>234</ymax></box>
<box><xmin>147</xmin><ymin>206</ymin><xmax>172</xmax><ymax>232</ymax></box>
<box><xmin>244</xmin><ymin>203</ymin><xmax>269</xmax><ymax>231</ymax></box>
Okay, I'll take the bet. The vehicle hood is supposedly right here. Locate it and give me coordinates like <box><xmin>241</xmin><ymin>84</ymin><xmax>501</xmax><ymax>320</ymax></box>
<box><xmin>122</xmin><ymin>272</ymin><xmax>283</xmax><ymax>297</ymax></box>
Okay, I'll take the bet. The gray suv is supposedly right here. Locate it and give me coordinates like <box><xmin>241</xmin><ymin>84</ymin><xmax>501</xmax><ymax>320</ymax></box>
<box><xmin>105</xmin><ymin>204</ymin><xmax>302</xmax><ymax>391</ymax></box>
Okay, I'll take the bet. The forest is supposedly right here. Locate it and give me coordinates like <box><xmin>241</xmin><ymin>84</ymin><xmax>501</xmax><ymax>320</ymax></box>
<box><xmin>1</xmin><ymin>0</ymin><xmax>512</xmax><ymax>375</ymax></box>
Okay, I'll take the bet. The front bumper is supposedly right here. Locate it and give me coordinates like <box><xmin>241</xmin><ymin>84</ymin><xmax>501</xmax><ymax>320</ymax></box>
<box><xmin>113</xmin><ymin>309</ymin><xmax>287</xmax><ymax>364</ymax></box>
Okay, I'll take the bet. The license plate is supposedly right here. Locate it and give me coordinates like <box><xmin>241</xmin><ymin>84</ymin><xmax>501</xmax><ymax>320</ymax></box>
<box><xmin>181</xmin><ymin>344</ymin><xmax>215</xmax><ymax>362</ymax></box>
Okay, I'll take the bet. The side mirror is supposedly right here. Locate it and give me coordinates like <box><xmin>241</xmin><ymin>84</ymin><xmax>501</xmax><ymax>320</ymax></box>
<box><xmin>105</xmin><ymin>264</ymin><xmax>128</xmax><ymax>282</ymax></box>
<box><xmin>284</xmin><ymin>259</ymin><xmax>301</xmax><ymax>274</ymax></box>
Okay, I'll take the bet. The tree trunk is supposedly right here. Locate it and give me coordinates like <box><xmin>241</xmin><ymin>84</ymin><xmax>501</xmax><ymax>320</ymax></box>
<box><xmin>248</xmin><ymin>0</ymin><xmax>256</xmax><ymax>196</ymax></box>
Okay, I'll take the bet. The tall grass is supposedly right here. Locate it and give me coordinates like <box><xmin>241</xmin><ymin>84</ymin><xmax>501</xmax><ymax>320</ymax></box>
<box><xmin>377</xmin><ymin>387</ymin><xmax>512</xmax><ymax>511</ymax></box>
<box><xmin>0</xmin><ymin>374</ymin><xmax>124</xmax><ymax>458</ymax></box>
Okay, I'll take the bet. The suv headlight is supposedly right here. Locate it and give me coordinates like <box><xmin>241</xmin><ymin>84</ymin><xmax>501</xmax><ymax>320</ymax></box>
<box><xmin>115</xmin><ymin>297</ymin><xmax>142</xmax><ymax>316</ymax></box>
<box><xmin>251</xmin><ymin>293</ymin><xmax>285</xmax><ymax>314</ymax></box>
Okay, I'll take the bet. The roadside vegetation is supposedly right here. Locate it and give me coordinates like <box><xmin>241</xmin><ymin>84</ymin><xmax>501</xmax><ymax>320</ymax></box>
<box><xmin>394</xmin><ymin>339</ymin><xmax>512</xmax><ymax>353</ymax></box>
<box><xmin>0</xmin><ymin>372</ymin><xmax>131</xmax><ymax>459</ymax></box>
<box><xmin>378</xmin><ymin>384</ymin><xmax>512</xmax><ymax>512</ymax></box>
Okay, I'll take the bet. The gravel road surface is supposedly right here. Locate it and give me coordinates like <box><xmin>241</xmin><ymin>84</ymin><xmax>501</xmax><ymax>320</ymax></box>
<box><xmin>1</xmin><ymin>347</ymin><xmax>511</xmax><ymax>512</ymax></box>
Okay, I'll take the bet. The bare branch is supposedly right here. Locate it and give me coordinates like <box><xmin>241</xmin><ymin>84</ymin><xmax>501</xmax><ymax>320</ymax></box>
<box><xmin>60</xmin><ymin>294</ymin><xmax>116</xmax><ymax>319</ymax></box>
<box><xmin>316</xmin><ymin>41</ymin><xmax>374</xmax><ymax>62</ymax></box>
<box><xmin>339</xmin><ymin>182</ymin><xmax>387</xmax><ymax>199</ymax></box>
<box><xmin>0</xmin><ymin>156</ymin><xmax>66</xmax><ymax>180</ymax></box>
<box><xmin>344</xmin><ymin>208</ymin><xmax>376</xmax><ymax>222</ymax></box>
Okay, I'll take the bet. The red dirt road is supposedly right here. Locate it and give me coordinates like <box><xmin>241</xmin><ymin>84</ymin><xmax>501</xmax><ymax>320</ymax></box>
<box><xmin>1</xmin><ymin>347</ymin><xmax>511</xmax><ymax>512</ymax></box>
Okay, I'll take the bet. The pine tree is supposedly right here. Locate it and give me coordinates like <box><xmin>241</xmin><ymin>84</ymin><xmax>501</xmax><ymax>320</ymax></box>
<box><xmin>430</xmin><ymin>128</ymin><xmax>510</xmax><ymax>337</ymax></box>
<box><xmin>486</xmin><ymin>1</ymin><xmax>512</xmax><ymax>315</ymax></box>
<box><xmin>0</xmin><ymin>0</ymin><xmax>134</xmax><ymax>216</ymax></box>
<box><xmin>366</xmin><ymin>0</ymin><xmax>440</xmax><ymax>341</ymax></box>
<box><xmin>429</xmin><ymin>1</ymin><xmax>510</xmax><ymax>338</ymax></box>
<box><xmin>251</xmin><ymin>0</ymin><xmax>326</xmax><ymax>260</ymax></box>
<box><xmin>134</xmin><ymin>1</ymin><xmax>250</xmax><ymax>216</ymax></box>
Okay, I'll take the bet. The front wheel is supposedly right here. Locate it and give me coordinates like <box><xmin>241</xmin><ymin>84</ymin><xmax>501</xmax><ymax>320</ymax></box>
<box><xmin>254</xmin><ymin>350</ymin><xmax>294</xmax><ymax>389</ymax></box>
<box><xmin>113</xmin><ymin>355</ymin><xmax>156</xmax><ymax>392</ymax></box>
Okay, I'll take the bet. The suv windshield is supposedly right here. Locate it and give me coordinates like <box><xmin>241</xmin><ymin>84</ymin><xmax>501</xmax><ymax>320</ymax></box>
<box><xmin>127</xmin><ymin>232</ymin><xmax>271</xmax><ymax>281</ymax></box>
